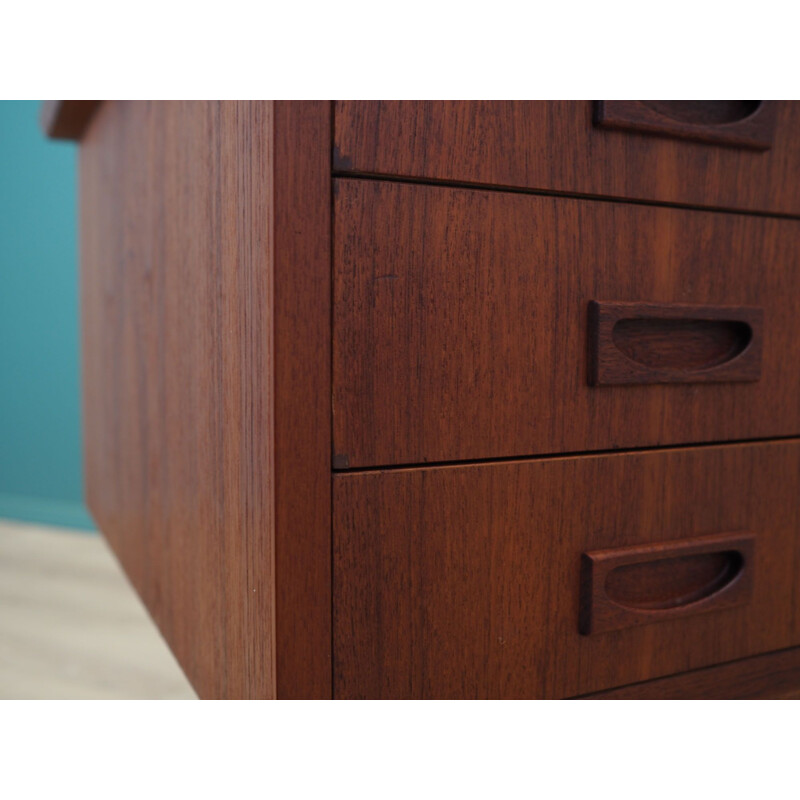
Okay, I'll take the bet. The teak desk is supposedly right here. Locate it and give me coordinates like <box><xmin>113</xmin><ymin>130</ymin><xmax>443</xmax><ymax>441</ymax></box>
<box><xmin>45</xmin><ymin>101</ymin><xmax>800</xmax><ymax>699</ymax></box>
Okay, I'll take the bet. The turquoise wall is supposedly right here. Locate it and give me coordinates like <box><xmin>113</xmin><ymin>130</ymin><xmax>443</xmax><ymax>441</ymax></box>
<box><xmin>0</xmin><ymin>101</ymin><xmax>93</xmax><ymax>530</ymax></box>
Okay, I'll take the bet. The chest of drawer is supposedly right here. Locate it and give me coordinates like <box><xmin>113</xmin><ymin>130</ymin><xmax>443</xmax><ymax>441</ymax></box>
<box><xmin>335</xmin><ymin>101</ymin><xmax>800</xmax><ymax>216</ymax></box>
<box><xmin>333</xmin><ymin>440</ymin><xmax>800</xmax><ymax>699</ymax></box>
<box><xmin>333</xmin><ymin>179</ymin><xmax>800</xmax><ymax>468</ymax></box>
<box><xmin>57</xmin><ymin>100</ymin><xmax>800</xmax><ymax>699</ymax></box>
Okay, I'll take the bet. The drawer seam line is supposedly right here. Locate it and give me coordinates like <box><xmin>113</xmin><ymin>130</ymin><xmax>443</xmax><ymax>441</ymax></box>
<box><xmin>332</xmin><ymin>433</ymin><xmax>800</xmax><ymax>475</ymax></box>
<box><xmin>332</xmin><ymin>171</ymin><xmax>800</xmax><ymax>222</ymax></box>
<box><xmin>571</xmin><ymin>644</ymin><xmax>800</xmax><ymax>699</ymax></box>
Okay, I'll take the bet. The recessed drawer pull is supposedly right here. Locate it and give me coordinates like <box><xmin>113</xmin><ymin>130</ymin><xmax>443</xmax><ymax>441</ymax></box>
<box><xmin>580</xmin><ymin>532</ymin><xmax>755</xmax><ymax>635</ymax></box>
<box><xmin>594</xmin><ymin>101</ymin><xmax>776</xmax><ymax>150</ymax></box>
<box><xmin>588</xmin><ymin>301</ymin><xmax>763</xmax><ymax>386</ymax></box>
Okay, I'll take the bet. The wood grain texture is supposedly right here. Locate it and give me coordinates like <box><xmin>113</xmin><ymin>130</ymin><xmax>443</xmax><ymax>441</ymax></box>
<box><xmin>334</xmin><ymin>101</ymin><xmax>800</xmax><ymax>216</ymax></box>
<box><xmin>272</xmin><ymin>101</ymin><xmax>332</xmax><ymax>698</ymax></box>
<box><xmin>581</xmin><ymin>646</ymin><xmax>800</xmax><ymax>699</ymax></box>
<box><xmin>41</xmin><ymin>100</ymin><xmax>102</xmax><ymax>140</ymax></box>
<box><xmin>333</xmin><ymin>440</ymin><xmax>800</xmax><ymax>699</ymax></box>
<box><xmin>80</xmin><ymin>101</ymin><xmax>331</xmax><ymax>699</ymax></box>
<box><xmin>588</xmin><ymin>301</ymin><xmax>762</xmax><ymax>385</ymax></box>
<box><xmin>595</xmin><ymin>101</ymin><xmax>775</xmax><ymax>150</ymax></box>
<box><xmin>333</xmin><ymin>180</ymin><xmax>800</xmax><ymax>467</ymax></box>
<box><xmin>580</xmin><ymin>532</ymin><xmax>754</xmax><ymax>635</ymax></box>
<box><xmin>68</xmin><ymin>100</ymin><xmax>800</xmax><ymax>699</ymax></box>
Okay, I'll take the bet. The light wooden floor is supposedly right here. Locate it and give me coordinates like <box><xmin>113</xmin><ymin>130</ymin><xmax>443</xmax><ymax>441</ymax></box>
<box><xmin>0</xmin><ymin>518</ymin><xmax>196</xmax><ymax>699</ymax></box>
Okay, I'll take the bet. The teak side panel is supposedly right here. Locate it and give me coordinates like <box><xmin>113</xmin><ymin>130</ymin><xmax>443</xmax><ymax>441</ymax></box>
<box><xmin>580</xmin><ymin>646</ymin><xmax>800</xmax><ymax>699</ymax></box>
<box><xmin>333</xmin><ymin>180</ymin><xmax>800</xmax><ymax>468</ymax></box>
<box><xmin>333</xmin><ymin>440</ymin><xmax>800</xmax><ymax>699</ymax></box>
<box><xmin>80</xmin><ymin>101</ymin><xmax>332</xmax><ymax>699</ymax></box>
<box><xmin>334</xmin><ymin>101</ymin><xmax>800</xmax><ymax>217</ymax></box>
<box><xmin>81</xmin><ymin>101</ymin><xmax>274</xmax><ymax>699</ymax></box>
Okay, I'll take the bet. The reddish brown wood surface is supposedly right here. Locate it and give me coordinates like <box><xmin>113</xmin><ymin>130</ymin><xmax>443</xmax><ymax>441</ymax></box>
<box><xmin>272</xmin><ymin>101</ymin><xmax>332</xmax><ymax>698</ymax></box>
<box><xmin>334</xmin><ymin>101</ymin><xmax>800</xmax><ymax>216</ymax></box>
<box><xmin>595</xmin><ymin>101</ymin><xmax>775</xmax><ymax>150</ymax></box>
<box><xmin>333</xmin><ymin>179</ymin><xmax>800</xmax><ymax>468</ymax></box>
<box><xmin>41</xmin><ymin>100</ymin><xmax>102</xmax><ymax>140</ymax></box>
<box><xmin>333</xmin><ymin>440</ymin><xmax>800</xmax><ymax>699</ymax></box>
<box><xmin>80</xmin><ymin>101</ymin><xmax>331</xmax><ymax>699</ymax></box>
<box><xmin>580</xmin><ymin>532</ymin><xmax>754</xmax><ymax>635</ymax></box>
<box><xmin>588</xmin><ymin>301</ymin><xmax>762</xmax><ymax>386</ymax></box>
<box><xmin>581</xmin><ymin>646</ymin><xmax>800</xmax><ymax>699</ymax></box>
<box><xmin>68</xmin><ymin>100</ymin><xmax>800</xmax><ymax>699</ymax></box>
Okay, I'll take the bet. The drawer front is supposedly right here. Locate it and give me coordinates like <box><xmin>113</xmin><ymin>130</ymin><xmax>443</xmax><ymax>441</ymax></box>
<box><xmin>334</xmin><ymin>101</ymin><xmax>800</xmax><ymax>216</ymax></box>
<box><xmin>333</xmin><ymin>179</ymin><xmax>800</xmax><ymax>468</ymax></box>
<box><xmin>333</xmin><ymin>440</ymin><xmax>800</xmax><ymax>699</ymax></box>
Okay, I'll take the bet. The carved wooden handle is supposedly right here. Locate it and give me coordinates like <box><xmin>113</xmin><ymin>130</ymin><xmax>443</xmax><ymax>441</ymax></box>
<box><xmin>580</xmin><ymin>532</ymin><xmax>755</xmax><ymax>635</ymax></box>
<box><xmin>588</xmin><ymin>301</ymin><xmax>763</xmax><ymax>386</ymax></box>
<box><xmin>594</xmin><ymin>101</ymin><xmax>776</xmax><ymax>150</ymax></box>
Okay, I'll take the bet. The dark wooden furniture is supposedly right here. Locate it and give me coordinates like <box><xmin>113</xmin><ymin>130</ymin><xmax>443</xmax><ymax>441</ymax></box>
<box><xmin>46</xmin><ymin>101</ymin><xmax>800</xmax><ymax>699</ymax></box>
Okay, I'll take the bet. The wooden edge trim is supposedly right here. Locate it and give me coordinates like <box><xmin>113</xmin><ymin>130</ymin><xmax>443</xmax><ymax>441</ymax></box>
<box><xmin>41</xmin><ymin>101</ymin><xmax>103</xmax><ymax>140</ymax></box>
<box><xmin>273</xmin><ymin>101</ymin><xmax>333</xmax><ymax>698</ymax></box>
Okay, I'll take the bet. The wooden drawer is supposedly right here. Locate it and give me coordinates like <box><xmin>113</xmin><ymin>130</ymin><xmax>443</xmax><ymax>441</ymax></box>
<box><xmin>333</xmin><ymin>179</ymin><xmax>800</xmax><ymax>468</ymax></box>
<box><xmin>335</xmin><ymin>101</ymin><xmax>800</xmax><ymax>216</ymax></box>
<box><xmin>333</xmin><ymin>440</ymin><xmax>800</xmax><ymax>699</ymax></box>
